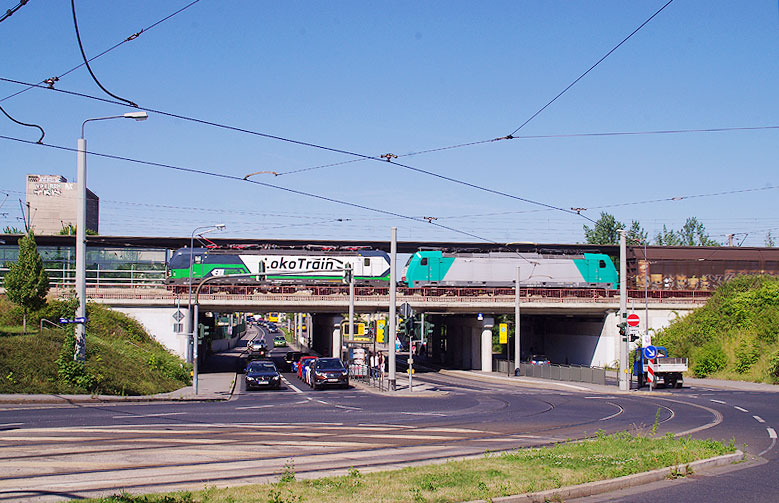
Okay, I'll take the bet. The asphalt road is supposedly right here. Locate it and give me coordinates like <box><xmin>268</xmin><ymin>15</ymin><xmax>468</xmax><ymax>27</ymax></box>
<box><xmin>0</xmin><ymin>327</ymin><xmax>776</xmax><ymax>502</ymax></box>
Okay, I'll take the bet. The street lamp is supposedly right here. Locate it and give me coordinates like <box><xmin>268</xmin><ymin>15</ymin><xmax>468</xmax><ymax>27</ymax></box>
<box><xmin>187</xmin><ymin>224</ymin><xmax>225</xmax><ymax>372</ymax></box>
<box><xmin>75</xmin><ymin>111</ymin><xmax>148</xmax><ymax>361</ymax></box>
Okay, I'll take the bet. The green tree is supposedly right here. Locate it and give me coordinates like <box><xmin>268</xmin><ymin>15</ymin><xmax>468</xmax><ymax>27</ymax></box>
<box><xmin>583</xmin><ymin>212</ymin><xmax>646</xmax><ymax>246</ymax></box>
<box><xmin>766</xmin><ymin>232</ymin><xmax>775</xmax><ymax>248</ymax></box>
<box><xmin>583</xmin><ymin>212</ymin><xmax>623</xmax><ymax>245</ymax></box>
<box><xmin>625</xmin><ymin>220</ymin><xmax>648</xmax><ymax>245</ymax></box>
<box><xmin>654</xmin><ymin>217</ymin><xmax>719</xmax><ymax>246</ymax></box>
<box><xmin>59</xmin><ymin>224</ymin><xmax>97</xmax><ymax>236</ymax></box>
<box><xmin>4</xmin><ymin>232</ymin><xmax>49</xmax><ymax>332</ymax></box>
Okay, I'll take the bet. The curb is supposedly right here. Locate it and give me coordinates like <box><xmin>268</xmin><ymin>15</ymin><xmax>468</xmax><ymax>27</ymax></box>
<box><xmin>439</xmin><ymin>369</ymin><xmax>604</xmax><ymax>393</ymax></box>
<box><xmin>465</xmin><ymin>450</ymin><xmax>744</xmax><ymax>503</ymax></box>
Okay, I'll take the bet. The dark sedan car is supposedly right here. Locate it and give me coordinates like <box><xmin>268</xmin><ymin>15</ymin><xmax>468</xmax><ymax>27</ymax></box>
<box><xmin>310</xmin><ymin>357</ymin><xmax>349</xmax><ymax>390</ymax></box>
<box><xmin>245</xmin><ymin>360</ymin><xmax>281</xmax><ymax>390</ymax></box>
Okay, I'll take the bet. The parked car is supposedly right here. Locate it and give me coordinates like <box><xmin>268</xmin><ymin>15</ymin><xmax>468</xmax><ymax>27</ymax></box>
<box><xmin>297</xmin><ymin>356</ymin><xmax>317</xmax><ymax>379</ymax></box>
<box><xmin>303</xmin><ymin>358</ymin><xmax>319</xmax><ymax>386</ymax></box>
<box><xmin>310</xmin><ymin>357</ymin><xmax>349</xmax><ymax>390</ymax></box>
<box><xmin>286</xmin><ymin>351</ymin><xmax>309</xmax><ymax>372</ymax></box>
<box><xmin>530</xmin><ymin>354</ymin><xmax>551</xmax><ymax>366</ymax></box>
<box><xmin>245</xmin><ymin>360</ymin><xmax>281</xmax><ymax>390</ymax></box>
<box><xmin>273</xmin><ymin>335</ymin><xmax>287</xmax><ymax>347</ymax></box>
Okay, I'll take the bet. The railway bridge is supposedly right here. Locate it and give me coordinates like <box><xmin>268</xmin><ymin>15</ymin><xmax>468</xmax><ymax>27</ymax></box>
<box><xmin>71</xmin><ymin>286</ymin><xmax>708</xmax><ymax>371</ymax></box>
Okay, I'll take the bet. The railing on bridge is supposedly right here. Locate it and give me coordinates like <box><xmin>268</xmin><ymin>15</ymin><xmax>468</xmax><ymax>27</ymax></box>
<box><xmin>76</xmin><ymin>284</ymin><xmax>711</xmax><ymax>303</ymax></box>
<box><xmin>0</xmin><ymin>266</ymin><xmax>165</xmax><ymax>289</ymax></box>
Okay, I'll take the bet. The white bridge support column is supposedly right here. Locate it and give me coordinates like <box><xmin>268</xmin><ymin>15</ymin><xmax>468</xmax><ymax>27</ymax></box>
<box><xmin>481</xmin><ymin>329</ymin><xmax>492</xmax><ymax>371</ymax></box>
<box><xmin>332</xmin><ymin>326</ymin><xmax>341</xmax><ymax>358</ymax></box>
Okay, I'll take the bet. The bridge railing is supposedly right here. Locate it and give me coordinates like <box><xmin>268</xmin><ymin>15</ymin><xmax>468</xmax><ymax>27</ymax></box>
<box><xmin>0</xmin><ymin>266</ymin><xmax>165</xmax><ymax>289</ymax></box>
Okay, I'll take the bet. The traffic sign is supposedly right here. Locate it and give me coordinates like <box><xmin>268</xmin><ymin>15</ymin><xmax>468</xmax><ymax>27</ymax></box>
<box><xmin>499</xmin><ymin>323</ymin><xmax>508</xmax><ymax>344</ymax></box>
<box><xmin>643</xmin><ymin>345</ymin><xmax>658</xmax><ymax>359</ymax></box>
<box><xmin>399</xmin><ymin>302</ymin><xmax>414</xmax><ymax>318</ymax></box>
<box><xmin>627</xmin><ymin>313</ymin><xmax>640</xmax><ymax>327</ymax></box>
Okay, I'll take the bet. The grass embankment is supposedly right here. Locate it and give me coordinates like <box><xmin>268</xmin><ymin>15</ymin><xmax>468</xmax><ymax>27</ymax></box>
<box><xmin>0</xmin><ymin>296</ymin><xmax>190</xmax><ymax>395</ymax></box>
<box><xmin>85</xmin><ymin>431</ymin><xmax>734</xmax><ymax>503</ymax></box>
<box><xmin>654</xmin><ymin>275</ymin><xmax>779</xmax><ymax>383</ymax></box>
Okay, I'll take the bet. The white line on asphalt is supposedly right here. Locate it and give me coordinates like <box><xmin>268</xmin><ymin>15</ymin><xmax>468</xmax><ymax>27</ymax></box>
<box><xmin>733</xmin><ymin>406</ymin><xmax>749</xmax><ymax>413</ymax></box>
<box><xmin>0</xmin><ymin>423</ymin><xmax>23</xmax><ymax>428</ymax></box>
<box><xmin>113</xmin><ymin>412</ymin><xmax>188</xmax><ymax>419</ymax></box>
<box><xmin>599</xmin><ymin>402</ymin><xmax>624</xmax><ymax>421</ymax></box>
<box><xmin>282</xmin><ymin>377</ymin><xmax>303</xmax><ymax>393</ymax></box>
<box><xmin>768</xmin><ymin>427</ymin><xmax>777</xmax><ymax>439</ymax></box>
<box><xmin>754</xmin><ymin>415</ymin><xmax>766</xmax><ymax>423</ymax></box>
<box><xmin>235</xmin><ymin>404</ymin><xmax>274</xmax><ymax>410</ymax></box>
<box><xmin>709</xmin><ymin>399</ymin><xmax>727</xmax><ymax>404</ymax></box>
<box><xmin>316</xmin><ymin>400</ymin><xmax>328</xmax><ymax>404</ymax></box>
<box><xmin>333</xmin><ymin>404</ymin><xmax>361</xmax><ymax>411</ymax></box>
<box><xmin>400</xmin><ymin>411</ymin><xmax>447</xmax><ymax>416</ymax></box>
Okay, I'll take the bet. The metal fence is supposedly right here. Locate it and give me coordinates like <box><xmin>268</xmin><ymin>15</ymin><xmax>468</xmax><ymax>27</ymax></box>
<box><xmin>349</xmin><ymin>363</ymin><xmax>392</xmax><ymax>391</ymax></box>
<box><xmin>0</xmin><ymin>266</ymin><xmax>165</xmax><ymax>289</ymax></box>
<box><xmin>500</xmin><ymin>361</ymin><xmax>606</xmax><ymax>386</ymax></box>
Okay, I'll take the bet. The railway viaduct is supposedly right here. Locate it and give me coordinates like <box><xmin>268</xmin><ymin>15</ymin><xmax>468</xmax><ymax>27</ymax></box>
<box><xmin>78</xmin><ymin>287</ymin><xmax>706</xmax><ymax>371</ymax></box>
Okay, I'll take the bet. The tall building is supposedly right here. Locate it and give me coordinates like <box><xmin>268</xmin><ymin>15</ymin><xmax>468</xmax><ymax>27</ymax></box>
<box><xmin>25</xmin><ymin>174</ymin><xmax>99</xmax><ymax>235</ymax></box>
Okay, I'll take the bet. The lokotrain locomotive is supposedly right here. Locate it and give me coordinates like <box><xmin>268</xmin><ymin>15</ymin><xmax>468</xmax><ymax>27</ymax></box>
<box><xmin>166</xmin><ymin>246</ymin><xmax>618</xmax><ymax>289</ymax></box>
<box><xmin>166</xmin><ymin>247</ymin><xmax>391</xmax><ymax>286</ymax></box>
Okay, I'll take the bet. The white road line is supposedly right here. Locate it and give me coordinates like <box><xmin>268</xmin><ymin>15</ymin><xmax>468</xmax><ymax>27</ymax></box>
<box><xmin>400</xmin><ymin>411</ymin><xmax>447</xmax><ymax>417</ymax></box>
<box><xmin>0</xmin><ymin>423</ymin><xmax>23</xmax><ymax>428</ymax></box>
<box><xmin>599</xmin><ymin>402</ymin><xmax>624</xmax><ymax>421</ymax></box>
<box><xmin>709</xmin><ymin>399</ymin><xmax>727</xmax><ymax>404</ymax></box>
<box><xmin>113</xmin><ymin>412</ymin><xmax>188</xmax><ymax>419</ymax></box>
<box><xmin>235</xmin><ymin>405</ymin><xmax>274</xmax><ymax>410</ymax></box>
<box><xmin>754</xmin><ymin>415</ymin><xmax>765</xmax><ymax>423</ymax></box>
<box><xmin>333</xmin><ymin>404</ymin><xmax>361</xmax><ymax>411</ymax></box>
<box><xmin>768</xmin><ymin>427</ymin><xmax>777</xmax><ymax>439</ymax></box>
<box><xmin>733</xmin><ymin>406</ymin><xmax>749</xmax><ymax>413</ymax></box>
<box><xmin>282</xmin><ymin>377</ymin><xmax>303</xmax><ymax>393</ymax></box>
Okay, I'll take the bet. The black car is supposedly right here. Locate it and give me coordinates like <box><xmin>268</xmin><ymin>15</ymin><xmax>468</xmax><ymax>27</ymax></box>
<box><xmin>245</xmin><ymin>360</ymin><xmax>281</xmax><ymax>390</ymax></box>
<box><xmin>310</xmin><ymin>357</ymin><xmax>349</xmax><ymax>390</ymax></box>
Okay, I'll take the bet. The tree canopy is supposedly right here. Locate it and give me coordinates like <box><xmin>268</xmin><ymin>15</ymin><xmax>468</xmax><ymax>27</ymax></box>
<box><xmin>583</xmin><ymin>212</ymin><xmax>647</xmax><ymax>245</ymax></box>
<box><xmin>4</xmin><ymin>232</ymin><xmax>49</xmax><ymax>331</ymax></box>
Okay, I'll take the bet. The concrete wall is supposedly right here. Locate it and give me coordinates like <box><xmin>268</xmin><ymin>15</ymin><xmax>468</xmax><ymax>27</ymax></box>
<box><xmin>112</xmin><ymin>306</ymin><xmax>189</xmax><ymax>358</ymax></box>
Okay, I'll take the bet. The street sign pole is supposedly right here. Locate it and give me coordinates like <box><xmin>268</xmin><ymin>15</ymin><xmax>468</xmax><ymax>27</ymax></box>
<box><xmin>619</xmin><ymin>230</ymin><xmax>628</xmax><ymax>391</ymax></box>
<box><xmin>388</xmin><ymin>227</ymin><xmax>397</xmax><ymax>391</ymax></box>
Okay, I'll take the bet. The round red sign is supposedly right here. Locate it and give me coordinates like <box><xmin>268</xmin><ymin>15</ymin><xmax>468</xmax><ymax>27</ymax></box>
<box><xmin>627</xmin><ymin>313</ymin><xmax>640</xmax><ymax>327</ymax></box>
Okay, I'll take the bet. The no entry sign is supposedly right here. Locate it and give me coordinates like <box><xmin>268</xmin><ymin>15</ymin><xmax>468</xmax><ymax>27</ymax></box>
<box><xmin>627</xmin><ymin>313</ymin><xmax>640</xmax><ymax>327</ymax></box>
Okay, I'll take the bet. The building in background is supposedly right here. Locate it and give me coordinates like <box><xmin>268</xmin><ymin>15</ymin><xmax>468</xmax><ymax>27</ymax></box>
<box><xmin>25</xmin><ymin>174</ymin><xmax>99</xmax><ymax>235</ymax></box>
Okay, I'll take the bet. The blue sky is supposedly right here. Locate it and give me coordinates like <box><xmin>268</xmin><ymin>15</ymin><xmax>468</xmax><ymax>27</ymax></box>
<box><xmin>1</xmin><ymin>1</ymin><xmax>777</xmax><ymax>246</ymax></box>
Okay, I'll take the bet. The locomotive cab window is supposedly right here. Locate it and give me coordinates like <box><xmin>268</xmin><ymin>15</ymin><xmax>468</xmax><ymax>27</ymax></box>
<box><xmin>195</xmin><ymin>256</ymin><xmax>202</xmax><ymax>264</ymax></box>
<box><xmin>599</xmin><ymin>260</ymin><xmax>606</xmax><ymax>268</ymax></box>
<box><xmin>420</xmin><ymin>258</ymin><xmax>428</xmax><ymax>266</ymax></box>
<box><xmin>364</xmin><ymin>258</ymin><xmax>370</xmax><ymax>267</ymax></box>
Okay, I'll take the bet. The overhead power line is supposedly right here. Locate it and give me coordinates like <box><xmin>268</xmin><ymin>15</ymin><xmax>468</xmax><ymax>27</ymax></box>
<box><xmin>507</xmin><ymin>0</ymin><xmax>675</xmax><ymax>137</ymax></box>
<box><xmin>1</xmin><ymin>1</ymin><xmax>201</xmax><ymax>103</ymax></box>
<box><xmin>0</xmin><ymin>0</ymin><xmax>29</xmax><ymax>24</ymax></box>
<box><xmin>0</xmin><ymin>103</ymin><xmax>43</xmax><ymax>142</ymax></box>
<box><xmin>70</xmin><ymin>0</ymin><xmax>138</xmax><ymax>107</ymax></box>
<box><xmin>0</xmin><ymin>77</ymin><xmax>589</xmax><ymax>222</ymax></box>
<box><xmin>0</xmin><ymin>133</ymin><xmax>497</xmax><ymax>244</ymax></box>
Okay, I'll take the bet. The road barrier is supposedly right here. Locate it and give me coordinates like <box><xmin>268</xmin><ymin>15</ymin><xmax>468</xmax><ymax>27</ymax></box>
<box><xmin>511</xmin><ymin>362</ymin><xmax>606</xmax><ymax>386</ymax></box>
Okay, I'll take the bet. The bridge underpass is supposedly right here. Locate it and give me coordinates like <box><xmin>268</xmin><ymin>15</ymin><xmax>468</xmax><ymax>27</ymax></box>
<box><xmin>87</xmin><ymin>287</ymin><xmax>699</xmax><ymax>370</ymax></box>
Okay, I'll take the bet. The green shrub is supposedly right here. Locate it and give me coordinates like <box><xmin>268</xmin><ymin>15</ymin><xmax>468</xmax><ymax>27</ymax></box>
<box><xmin>768</xmin><ymin>351</ymin><xmax>779</xmax><ymax>382</ymax></box>
<box><xmin>734</xmin><ymin>340</ymin><xmax>760</xmax><ymax>374</ymax></box>
<box><xmin>692</xmin><ymin>344</ymin><xmax>727</xmax><ymax>377</ymax></box>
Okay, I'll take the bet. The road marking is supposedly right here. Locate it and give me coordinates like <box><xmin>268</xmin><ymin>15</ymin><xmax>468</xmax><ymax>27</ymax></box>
<box><xmin>400</xmin><ymin>411</ymin><xmax>446</xmax><ymax>416</ymax></box>
<box><xmin>0</xmin><ymin>423</ymin><xmax>23</xmax><ymax>428</ymax></box>
<box><xmin>282</xmin><ymin>377</ymin><xmax>303</xmax><ymax>393</ymax></box>
<box><xmin>754</xmin><ymin>415</ymin><xmax>765</xmax><ymax>423</ymax></box>
<box><xmin>235</xmin><ymin>405</ymin><xmax>274</xmax><ymax>410</ymax></box>
<box><xmin>768</xmin><ymin>428</ymin><xmax>777</xmax><ymax>439</ymax></box>
<box><xmin>599</xmin><ymin>402</ymin><xmax>624</xmax><ymax>421</ymax></box>
<box><xmin>113</xmin><ymin>412</ymin><xmax>188</xmax><ymax>419</ymax></box>
<box><xmin>333</xmin><ymin>404</ymin><xmax>361</xmax><ymax>411</ymax></box>
<box><xmin>733</xmin><ymin>406</ymin><xmax>749</xmax><ymax>413</ymax></box>
<box><xmin>709</xmin><ymin>399</ymin><xmax>727</xmax><ymax>404</ymax></box>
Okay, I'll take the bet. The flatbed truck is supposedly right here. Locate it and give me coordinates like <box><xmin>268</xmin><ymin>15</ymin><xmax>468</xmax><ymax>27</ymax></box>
<box><xmin>632</xmin><ymin>346</ymin><xmax>688</xmax><ymax>389</ymax></box>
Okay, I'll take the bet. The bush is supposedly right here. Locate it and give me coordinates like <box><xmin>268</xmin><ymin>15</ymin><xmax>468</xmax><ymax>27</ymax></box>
<box><xmin>768</xmin><ymin>351</ymin><xmax>779</xmax><ymax>382</ymax></box>
<box><xmin>734</xmin><ymin>340</ymin><xmax>760</xmax><ymax>374</ymax></box>
<box><xmin>692</xmin><ymin>344</ymin><xmax>727</xmax><ymax>377</ymax></box>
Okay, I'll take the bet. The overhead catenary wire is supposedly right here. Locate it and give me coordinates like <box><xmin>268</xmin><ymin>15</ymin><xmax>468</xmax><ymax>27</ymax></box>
<box><xmin>0</xmin><ymin>0</ymin><xmax>28</xmax><ymax>24</ymax></box>
<box><xmin>506</xmin><ymin>0</ymin><xmax>675</xmax><ymax>137</ymax></box>
<box><xmin>0</xmin><ymin>77</ymin><xmax>590</xmax><ymax>223</ymax></box>
<box><xmin>70</xmin><ymin>0</ymin><xmax>139</xmax><ymax>108</ymax></box>
<box><xmin>1</xmin><ymin>0</ymin><xmax>201</xmax><ymax>103</ymax></box>
<box><xmin>0</xmin><ymin>103</ymin><xmax>43</xmax><ymax>142</ymax></box>
<box><xmin>0</xmin><ymin>133</ymin><xmax>498</xmax><ymax>244</ymax></box>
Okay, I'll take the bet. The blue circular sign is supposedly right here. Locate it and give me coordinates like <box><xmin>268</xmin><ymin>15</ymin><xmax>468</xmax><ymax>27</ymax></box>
<box><xmin>643</xmin><ymin>345</ymin><xmax>657</xmax><ymax>359</ymax></box>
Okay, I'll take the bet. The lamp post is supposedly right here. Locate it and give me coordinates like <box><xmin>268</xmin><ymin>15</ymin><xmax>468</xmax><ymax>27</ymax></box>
<box><xmin>75</xmin><ymin>112</ymin><xmax>148</xmax><ymax>361</ymax></box>
<box><xmin>187</xmin><ymin>224</ymin><xmax>225</xmax><ymax>371</ymax></box>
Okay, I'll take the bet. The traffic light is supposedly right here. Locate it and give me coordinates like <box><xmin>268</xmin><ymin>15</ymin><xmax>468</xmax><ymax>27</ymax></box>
<box><xmin>617</xmin><ymin>322</ymin><xmax>627</xmax><ymax>338</ymax></box>
<box><xmin>342</xmin><ymin>263</ymin><xmax>353</xmax><ymax>285</ymax></box>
